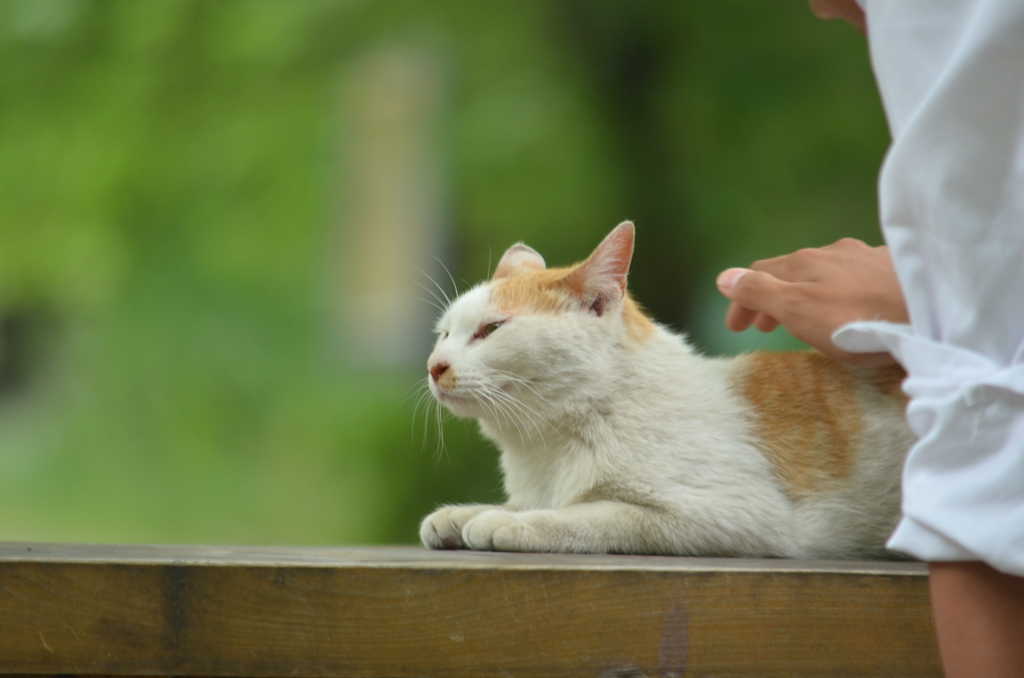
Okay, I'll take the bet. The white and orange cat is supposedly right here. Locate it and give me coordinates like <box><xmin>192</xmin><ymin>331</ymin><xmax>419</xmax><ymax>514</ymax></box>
<box><xmin>420</xmin><ymin>222</ymin><xmax>914</xmax><ymax>558</ymax></box>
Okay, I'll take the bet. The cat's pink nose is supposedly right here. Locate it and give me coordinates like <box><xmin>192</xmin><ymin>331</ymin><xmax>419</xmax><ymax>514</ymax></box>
<box><xmin>429</xmin><ymin>362</ymin><xmax>449</xmax><ymax>383</ymax></box>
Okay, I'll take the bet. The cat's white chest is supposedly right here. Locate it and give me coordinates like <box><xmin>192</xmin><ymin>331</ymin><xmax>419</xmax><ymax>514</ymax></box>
<box><xmin>481</xmin><ymin>422</ymin><xmax>593</xmax><ymax>509</ymax></box>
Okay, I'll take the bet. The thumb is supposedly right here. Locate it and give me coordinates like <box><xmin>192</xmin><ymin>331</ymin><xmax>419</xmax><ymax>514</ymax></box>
<box><xmin>717</xmin><ymin>268</ymin><xmax>789</xmax><ymax>332</ymax></box>
<box><xmin>716</xmin><ymin>268</ymin><xmax>750</xmax><ymax>298</ymax></box>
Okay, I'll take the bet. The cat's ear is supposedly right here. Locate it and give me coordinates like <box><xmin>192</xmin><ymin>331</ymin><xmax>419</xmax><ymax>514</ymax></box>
<box><xmin>493</xmin><ymin>243</ymin><xmax>546</xmax><ymax>279</ymax></box>
<box><xmin>568</xmin><ymin>221</ymin><xmax>634</xmax><ymax>316</ymax></box>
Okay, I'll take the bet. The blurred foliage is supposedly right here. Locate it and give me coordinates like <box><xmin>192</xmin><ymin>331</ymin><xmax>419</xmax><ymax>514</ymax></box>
<box><xmin>0</xmin><ymin>0</ymin><xmax>888</xmax><ymax>544</ymax></box>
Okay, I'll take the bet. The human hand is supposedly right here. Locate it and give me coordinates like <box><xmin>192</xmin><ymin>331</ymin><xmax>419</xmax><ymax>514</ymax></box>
<box><xmin>716</xmin><ymin>238</ymin><xmax>908</xmax><ymax>366</ymax></box>
<box><xmin>808</xmin><ymin>0</ymin><xmax>866</xmax><ymax>34</ymax></box>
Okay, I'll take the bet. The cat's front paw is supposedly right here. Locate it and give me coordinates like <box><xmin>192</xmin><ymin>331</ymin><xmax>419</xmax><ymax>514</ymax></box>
<box><xmin>463</xmin><ymin>509</ymin><xmax>554</xmax><ymax>552</ymax></box>
<box><xmin>420</xmin><ymin>504</ymin><xmax>499</xmax><ymax>549</ymax></box>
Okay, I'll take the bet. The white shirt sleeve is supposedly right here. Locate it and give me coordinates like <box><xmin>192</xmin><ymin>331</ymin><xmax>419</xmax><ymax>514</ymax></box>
<box><xmin>832</xmin><ymin>0</ymin><xmax>1024</xmax><ymax>575</ymax></box>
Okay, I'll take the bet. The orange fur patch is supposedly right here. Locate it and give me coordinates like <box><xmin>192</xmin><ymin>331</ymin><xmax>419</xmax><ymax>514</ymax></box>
<box><xmin>437</xmin><ymin>370</ymin><xmax>457</xmax><ymax>390</ymax></box>
<box><xmin>490</xmin><ymin>266</ymin><xmax>656</xmax><ymax>344</ymax></box>
<box><xmin>621</xmin><ymin>294</ymin><xmax>657</xmax><ymax>343</ymax></box>
<box><xmin>491</xmin><ymin>268</ymin><xmax>578</xmax><ymax>315</ymax></box>
<box><xmin>734</xmin><ymin>352</ymin><xmax>862</xmax><ymax>498</ymax></box>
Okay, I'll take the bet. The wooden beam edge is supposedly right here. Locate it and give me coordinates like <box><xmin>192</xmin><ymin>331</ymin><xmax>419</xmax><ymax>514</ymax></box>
<box><xmin>0</xmin><ymin>542</ymin><xmax>928</xmax><ymax>576</ymax></box>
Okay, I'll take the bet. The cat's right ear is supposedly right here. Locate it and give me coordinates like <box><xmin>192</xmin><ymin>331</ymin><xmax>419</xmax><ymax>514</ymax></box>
<box><xmin>557</xmin><ymin>221</ymin><xmax>635</xmax><ymax>317</ymax></box>
<box><xmin>493</xmin><ymin>243</ymin><xmax>546</xmax><ymax>280</ymax></box>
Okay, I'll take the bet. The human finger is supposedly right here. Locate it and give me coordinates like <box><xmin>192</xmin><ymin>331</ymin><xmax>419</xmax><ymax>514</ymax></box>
<box><xmin>717</xmin><ymin>268</ymin><xmax>793</xmax><ymax>329</ymax></box>
<box><xmin>725</xmin><ymin>301</ymin><xmax>757</xmax><ymax>332</ymax></box>
<box><xmin>719</xmin><ymin>269</ymin><xmax>758</xmax><ymax>331</ymax></box>
<box><xmin>754</xmin><ymin>313</ymin><xmax>780</xmax><ymax>333</ymax></box>
<box><xmin>808</xmin><ymin>0</ymin><xmax>866</xmax><ymax>34</ymax></box>
<box><xmin>821</xmin><ymin>237</ymin><xmax>871</xmax><ymax>253</ymax></box>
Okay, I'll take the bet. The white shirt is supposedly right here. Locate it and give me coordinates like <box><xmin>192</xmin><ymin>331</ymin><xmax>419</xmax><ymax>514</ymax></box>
<box><xmin>833</xmin><ymin>0</ymin><xmax>1024</xmax><ymax>575</ymax></box>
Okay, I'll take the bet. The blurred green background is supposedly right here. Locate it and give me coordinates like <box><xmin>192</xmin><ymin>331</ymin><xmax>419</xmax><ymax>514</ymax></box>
<box><xmin>0</xmin><ymin>0</ymin><xmax>888</xmax><ymax>545</ymax></box>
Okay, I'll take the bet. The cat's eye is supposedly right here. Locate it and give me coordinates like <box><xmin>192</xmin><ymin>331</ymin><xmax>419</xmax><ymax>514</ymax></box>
<box><xmin>474</xmin><ymin>321</ymin><xmax>504</xmax><ymax>341</ymax></box>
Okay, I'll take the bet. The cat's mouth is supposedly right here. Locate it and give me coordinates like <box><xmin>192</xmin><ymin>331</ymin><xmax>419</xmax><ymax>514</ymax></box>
<box><xmin>431</xmin><ymin>384</ymin><xmax>473</xmax><ymax>405</ymax></box>
<box><xmin>433</xmin><ymin>389</ymin><xmax>481</xmax><ymax>417</ymax></box>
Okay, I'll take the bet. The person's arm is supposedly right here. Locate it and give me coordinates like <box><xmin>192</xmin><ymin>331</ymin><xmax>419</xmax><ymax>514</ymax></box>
<box><xmin>716</xmin><ymin>237</ymin><xmax>908</xmax><ymax>366</ymax></box>
<box><xmin>929</xmin><ymin>561</ymin><xmax>1024</xmax><ymax>678</ymax></box>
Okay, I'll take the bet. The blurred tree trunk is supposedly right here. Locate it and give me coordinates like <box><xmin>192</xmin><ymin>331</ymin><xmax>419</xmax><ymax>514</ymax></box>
<box><xmin>554</xmin><ymin>0</ymin><xmax>698</xmax><ymax>331</ymax></box>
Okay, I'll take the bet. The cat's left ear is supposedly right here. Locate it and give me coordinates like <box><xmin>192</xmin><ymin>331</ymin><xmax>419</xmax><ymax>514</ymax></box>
<box><xmin>569</xmin><ymin>221</ymin><xmax>634</xmax><ymax>316</ymax></box>
<box><xmin>493</xmin><ymin>243</ymin><xmax>546</xmax><ymax>280</ymax></box>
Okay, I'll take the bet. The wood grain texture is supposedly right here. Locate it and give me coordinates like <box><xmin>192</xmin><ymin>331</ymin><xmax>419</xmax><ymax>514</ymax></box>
<box><xmin>0</xmin><ymin>543</ymin><xmax>940</xmax><ymax>677</ymax></box>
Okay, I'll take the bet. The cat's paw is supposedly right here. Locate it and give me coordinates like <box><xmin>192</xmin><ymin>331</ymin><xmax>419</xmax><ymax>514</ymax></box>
<box><xmin>463</xmin><ymin>509</ymin><xmax>556</xmax><ymax>552</ymax></box>
<box><xmin>420</xmin><ymin>504</ymin><xmax>499</xmax><ymax>549</ymax></box>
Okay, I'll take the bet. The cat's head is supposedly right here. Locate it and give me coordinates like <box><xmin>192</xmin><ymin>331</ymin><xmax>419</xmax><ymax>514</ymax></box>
<box><xmin>426</xmin><ymin>221</ymin><xmax>656</xmax><ymax>423</ymax></box>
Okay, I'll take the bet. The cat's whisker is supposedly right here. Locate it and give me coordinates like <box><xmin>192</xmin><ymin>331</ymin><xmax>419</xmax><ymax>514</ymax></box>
<box><xmin>489</xmin><ymin>367</ymin><xmax>543</xmax><ymax>389</ymax></box>
<box><xmin>501</xmin><ymin>403</ymin><xmax>534</xmax><ymax>447</ymax></box>
<box><xmin>415</xmin><ymin>383</ymin><xmax>442</xmax><ymax>462</ymax></box>
<box><xmin>475</xmin><ymin>378</ymin><xmax>543</xmax><ymax>446</ymax></box>
<box><xmin>414</xmin><ymin>280</ymin><xmax>450</xmax><ymax>312</ymax></box>
<box><xmin>492</xmin><ymin>392</ymin><xmax>534</xmax><ymax>446</ymax></box>
<box><xmin>458</xmin><ymin>373</ymin><xmax>548</xmax><ymax>445</ymax></box>
<box><xmin>485</xmin><ymin>377</ymin><xmax>548</xmax><ymax>427</ymax></box>
<box><xmin>455</xmin><ymin>377</ymin><xmax>530</xmax><ymax>446</ymax></box>
<box><xmin>509</xmin><ymin>397</ymin><xmax>548</xmax><ymax>446</ymax></box>
<box><xmin>431</xmin><ymin>255</ymin><xmax>460</xmax><ymax>301</ymax></box>
<box><xmin>491</xmin><ymin>388</ymin><xmax>546</xmax><ymax>448</ymax></box>
<box><xmin>408</xmin><ymin>383</ymin><xmax>425</xmax><ymax>424</ymax></box>
<box><xmin>418</xmin><ymin>268</ymin><xmax>453</xmax><ymax>308</ymax></box>
<box><xmin>414</xmin><ymin>295</ymin><xmax>447</xmax><ymax>313</ymax></box>
<box><xmin>410</xmin><ymin>381</ymin><xmax>440</xmax><ymax>455</ymax></box>
<box><xmin>411</xmin><ymin>384</ymin><xmax>434</xmax><ymax>446</ymax></box>
<box><xmin>420</xmin><ymin>395</ymin><xmax>431</xmax><ymax>454</ymax></box>
<box><xmin>477</xmin><ymin>394</ymin><xmax>520</xmax><ymax>444</ymax></box>
<box><xmin>469</xmin><ymin>384</ymin><xmax>516</xmax><ymax>432</ymax></box>
<box><xmin>490</xmin><ymin>370</ymin><xmax>546</xmax><ymax>401</ymax></box>
<box><xmin>403</xmin><ymin>378</ymin><xmax>431</xmax><ymax>403</ymax></box>
<box><xmin>481</xmin><ymin>391</ymin><xmax>529</xmax><ymax>448</ymax></box>
<box><xmin>480</xmin><ymin>393</ymin><xmax>512</xmax><ymax>431</ymax></box>
<box><xmin>432</xmin><ymin>397</ymin><xmax>449</xmax><ymax>464</ymax></box>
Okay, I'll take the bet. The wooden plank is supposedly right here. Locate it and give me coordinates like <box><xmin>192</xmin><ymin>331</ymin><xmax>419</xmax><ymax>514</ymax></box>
<box><xmin>0</xmin><ymin>543</ymin><xmax>940</xmax><ymax>677</ymax></box>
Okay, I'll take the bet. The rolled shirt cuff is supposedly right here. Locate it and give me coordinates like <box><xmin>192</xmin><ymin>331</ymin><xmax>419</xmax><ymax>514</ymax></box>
<box><xmin>834</xmin><ymin>321</ymin><xmax>1024</xmax><ymax>576</ymax></box>
<box><xmin>886</xmin><ymin>514</ymin><xmax>977</xmax><ymax>562</ymax></box>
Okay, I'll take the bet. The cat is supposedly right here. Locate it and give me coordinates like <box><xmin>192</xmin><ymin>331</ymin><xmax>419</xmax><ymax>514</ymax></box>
<box><xmin>420</xmin><ymin>221</ymin><xmax>915</xmax><ymax>558</ymax></box>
